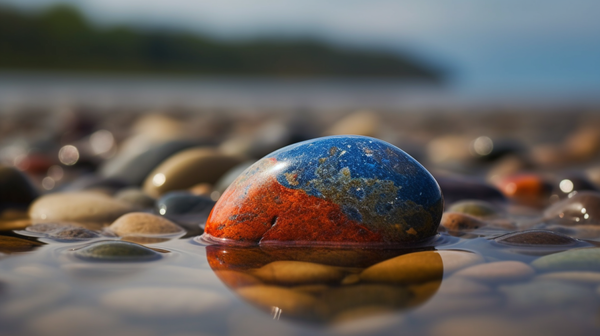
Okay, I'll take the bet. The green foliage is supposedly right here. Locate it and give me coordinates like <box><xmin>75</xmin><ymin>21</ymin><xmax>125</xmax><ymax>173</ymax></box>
<box><xmin>0</xmin><ymin>4</ymin><xmax>442</xmax><ymax>80</ymax></box>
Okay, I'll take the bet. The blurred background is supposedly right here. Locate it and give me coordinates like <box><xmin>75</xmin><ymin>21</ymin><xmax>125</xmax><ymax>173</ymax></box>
<box><xmin>1</xmin><ymin>0</ymin><xmax>600</xmax><ymax>198</ymax></box>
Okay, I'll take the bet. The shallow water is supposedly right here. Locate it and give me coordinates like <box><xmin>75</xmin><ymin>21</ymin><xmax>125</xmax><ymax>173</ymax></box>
<box><xmin>1</xmin><ymin>222</ymin><xmax>599</xmax><ymax>336</ymax></box>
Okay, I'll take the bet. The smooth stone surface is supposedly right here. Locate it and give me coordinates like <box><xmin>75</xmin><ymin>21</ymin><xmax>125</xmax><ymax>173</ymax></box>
<box><xmin>114</xmin><ymin>188</ymin><xmax>156</xmax><ymax>209</ymax></box>
<box><xmin>143</xmin><ymin>148</ymin><xmax>243</xmax><ymax>198</ymax></box>
<box><xmin>236</xmin><ymin>285</ymin><xmax>319</xmax><ymax>316</ymax></box>
<box><xmin>499</xmin><ymin>280</ymin><xmax>595</xmax><ymax>309</ymax></box>
<box><xmin>543</xmin><ymin>191</ymin><xmax>600</xmax><ymax>225</ymax></box>
<box><xmin>453</xmin><ymin>261</ymin><xmax>535</xmax><ymax>283</ymax></box>
<box><xmin>251</xmin><ymin>261</ymin><xmax>345</xmax><ymax>286</ymax></box>
<box><xmin>436</xmin><ymin>176</ymin><xmax>506</xmax><ymax>207</ymax></box>
<box><xmin>441</xmin><ymin>213</ymin><xmax>486</xmax><ymax>231</ymax></box>
<box><xmin>101</xmin><ymin>287</ymin><xmax>228</xmax><ymax>317</ymax></box>
<box><xmin>74</xmin><ymin>241</ymin><xmax>161</xmax><ymax>261</ymax></box>
<box><xmin>154</xmin><ymin>192</ymin><xmax>215</xmax><ymax>226</ymax></box>
<box><xmin>0</xmin><ymin>236</ymin><xmax>43</xmax><ymax>254</ymax></box>
<box><xmin>206</xmin><ymin>136</ymin><xmax>443</xmax><ymax>245</ymax></box>
<box><xmin>531</xmin><ymin>248</ymin><xmax>600</xmax><ymax>271</ymax></box>
<box><xmin>0</xmin><ymin>165</ymin><xmax>39</xmax><ymax>208</ymax></box>
<box><xmin>29</xmin><ymin>192</ymin><xmax>133</xmax><ymax>224</ymax></box>
<box><xmin>493</xmin><ymin>230</ymin><xmax>579</xmax><ymax>246</ymax></box>
<box><xmin>435</xmin><ymin>277</ymin><xmax>491</xmax><ymax>296</ymax></box>
<box><xmin>101</xmin><ymin>140</ymin><xmax>200</xmax><ymax>186</ymax></box>
<box><xmin>214</xmin><ymin>270</ymin><xmax>263</xmax><ymax>288</ymax></box>
<box><xmin>496</xmin><ymin>174</ymin><xmax>551</xmax><ymax>201</ymax></box>
<box><xmin>437</xmin><ymin>250</ymin><xmax>485</xmax><ymax>274</ymax></box>
<box><xmin>360</xmin><ymin>251</ymin><xmax>443</xmax><ymax>285</ymax></box>
<box><xmin>535</xmin><ymin>271</ymin><xmax>600</xmax><ymax>285</ymax></box>
<box><xmin>447</xmin><ymin>200</ymin><xmax>500</xmax><ymax>218</ymax></box>
<box><xmin>26</xmin><ymin>222</ymin><xmax>78</xmax><ymax>233</ymax></box>
<box><xmin>109</xmin><ymin>212</ymin><xmax>183</xmax><ymax>237</ymax></box>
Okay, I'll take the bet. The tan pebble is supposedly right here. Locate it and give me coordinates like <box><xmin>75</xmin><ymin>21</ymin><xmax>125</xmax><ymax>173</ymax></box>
<box><xmin>438</xmin><ymin>250</ymin><xmax>485</xmax><ymax>274</ymax></box>
<box><xmin>332</xmin><ymin>309</ymin><xmax>403</xmax><ymax>335</ymax></box>
<box><xmin>121</xmin><ymin>236</ymin><xmax>172</xmax><ymax>244</ymax></box>
<box><xmin>408</xmin><ymin>280</ymin><xmax>442</xmax><ymax>306</ymax></box>
<box><xmin>454</xmin><ymin>261</ymin><xmax>535</xmax><ymax>283</ymax></box>
<box><xmin>436</xmin><ymin>277</ymin><xmax>491</xmax><ymax>296</ymax></box>
<box><xmin>29</xmin><ymin>192</ymin><xmax>133</xmax><ymax>224</ymax></box>
<box><xmin>214</xmin><ymin>270</ymin><xmax>262</xmax><ymax>288</ymax></box>
<box><xmin>143</xmin><ymin>148</ymin><xmax>243</xmax><ymax>198</ymax></box>
<box><xmin>360</xmin><ymin>251</ymin><xmax>443</xmax><ymax>285</ymax></box>
<box><xmin>291</xmin><ymin>284</ymin><xmax>330</xmax><ymax>295</ymax></box>
<box><xmin>341</xmin><ymin>274</ymin><xmax>361</xmax><ymax>285</ymax></box>
<box><xmin>236</xmin><ymin>285</ymin><xmax>318</xmax><ymax>316</ymax></box>
<box><xmin>535</xmin><ymin>271</ymin><xmax>600</xmax><ymax>285</ymax></box>
<box><xmin>109</xmin><ymin>212</ymin><xmax>183</xmax><ymax>236</ymax></box>
<box><xmin>319</xmin><ymin>284</ymin><xmax>411</xmax><ymax>318</ymax></box>
<box><xmin>251</xmin><ymin>261</ymin><xmax>345</xmax><ymax>286</ymax></box>
<box><xmin>324</xmin><ymin>110</ymin><xmax>380</xmax><ymax>137</ymax></box>
<box><xmin>441</xmin><ymin>213</ymin><xmax>486</xmax><ymax>231</ymax></box>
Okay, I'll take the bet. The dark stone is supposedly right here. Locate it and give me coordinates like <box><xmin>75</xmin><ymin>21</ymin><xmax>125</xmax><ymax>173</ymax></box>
<box><xmin>154</xmin><ymin>192</ymin><xmax>215</xmax><ymax>228</ymax></box>
<box><xmin>0</xmin><ymin>165</ymin><xmax>39</xmax><ymax>210</ymax></box>
<box><xmin>74</xmin><ymin>241</ymin><xmax>161</xmax><ymax>261</ymax></box>
<box><xmin>436</xmin><ymin>175</ymin><xmax>506</xmax><ymax>207</ymax></box>
<box><xmin>0</xmin><ymin>235</ymin><xmax>43</xmax><ymax>254</ymax></box>
<box><xmin>493</xmin><ymin>230</ymin><xmax>579</xmax><ymax>246</ymax></box>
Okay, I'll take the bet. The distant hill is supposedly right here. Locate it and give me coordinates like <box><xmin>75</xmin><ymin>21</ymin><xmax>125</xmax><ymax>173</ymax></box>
<box><xmin>0</xmin><ymin>4</ymin><xmax>443</xmax><ymax>80</ymax></box>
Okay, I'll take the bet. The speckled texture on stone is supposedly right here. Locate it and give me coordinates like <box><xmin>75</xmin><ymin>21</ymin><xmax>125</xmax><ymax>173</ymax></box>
<box><xmin>205</xmin><ymin>136</ymin><xmax>443</xmax><ymax>245</ymax></box>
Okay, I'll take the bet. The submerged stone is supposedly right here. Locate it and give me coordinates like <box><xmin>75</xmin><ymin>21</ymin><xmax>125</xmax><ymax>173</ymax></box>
<box><xmin>543</xmin><ymin>191</ymin><xmax>600</xmax><ymax>225</ymax></box>
<box><xmin>531</xmin><ymin>248</ymin><xmax>600</xmax><ymax>272</ymax></box>
<box><xmin>447</xmin><ymin>200</ymin><xmax>501</xmax><ymax>218</ymax></box>
<box><xmin>0</xmin><ymin>235</ymin><xmax>43</xmax><ymax>254</ymax></box>
<box><xmin>205</xmin><ymin>136</ymin><xmax>443</xmax><ymax>245</ymax></box>
<box><xmin>493</xmin><ymin>230</ymin><xmax>579</xmax><ymax>246</ymax></box>
<box><xmin>48</xmin><ymin>227</ymin><xmax>100</xmax><ymax>239</ymax></box>
<box><xmin>74</xmin><ymin>241</ymin><xmax>161</xmax><ymax>261</ymax></box>
<box><xmin>440</xmin><ymin>213</ymin><xmax>486</xmax><ymax>232</ymax></box>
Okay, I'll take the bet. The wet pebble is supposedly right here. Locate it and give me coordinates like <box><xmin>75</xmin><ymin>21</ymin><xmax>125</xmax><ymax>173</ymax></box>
<box><xmin>453</xmin><ymin>261</ymin><xmax>535</xmax><ymax>283</ymax></box>
<box><xmin>251</xmin><ymin>261</ymin><xmax>345</xmax><ymax>286</ymax></box>
<box><xmin>48</xmin><ymin>227</ymin><xmax>100</xmax><ymax>240</ymax></box>
<box><xmin>447</xmin><ymin>200</ymin><xmax>501</xmax><ymax>218</ymax></box>
<box><xmin>543</xmin><ymin>191</ymin><xmax>600</xmax><ymax>225</ymax></box>
<box><xmin>499</xmin><ymin>280</ymin><xmax>596</xmax><ymax>309</ymax></box>
<box><xmin>74</xmin><ymin>241</ymin><xmax>161</xmax><ymax>261</ymax></box>
<box><xmin>441</xmin><ymin>213</ymin><xmax>486</xmax><ymax>231</ymax></box>
<box><xmin>214</xmin><ymin>270</ymin><xmax>262</xmax><ymax>288</ymax></box>
<box><xmin>436</xmin><ymin>176</ymin><xmax>506</xmax><ymax>207</ymax></box>
<box><xmin>236</xmin><ymin>285</ymin><xmax>318</xmax><ymax>316</ymax></box>
<box><xmin>109</xmin><ymin>213</ymin><xmax>184</xmax><ymax>237</ymax></box>
<box><xmin>143</xmin><ymin>148</ymin><xmax>243</xmax><ymax>198</ymax></box>
<box><xmin>154</xmin><ymin>192</ymin><xmax>215</xmax><ymax>229</ymax></box>
<box><xmin>496</xmin><ymin>174</ymin><xmax>552</xmax><ymax>203</ymax></box>
<box><xmin>531</xmin><ymin>248</ymin><xmax>600</xmax><ymax>272</ymax></box>
<box><xmin>360</xmin><ymin>251</ymin><xmax>443</xmax><ymax>285</ymax></box>
<box><xmin>29</xmin><ymin>192</ymin><xmax>133</xmax><ymax>225</ymax></box>
<box><xmin>0</xmin><ymin>165</ymin><xmax>39</xmax><ymax>209</ymax></box>
<box><xmin>438</xmin><ymin>250</ymin><xmax>485</xmax><ymax>274</ymax></box>
<box><xmin>493</xmin><ymin>230</ymin><xmax>580</xmax><ymax>246</ymax></box>
<box><xmin>206</xmin><ymin>136</ymin><xmax>443</xmax><ymax>245</ymax></box>
<box><xmin>114</xmin><ymin>188</ymin><xmax>155</xmax><ymax>209</ymax></box>
<box><xmin>535</xmin><ymin>271</ymin><xmax>600</xmax><ymax>285</ymax></box>
<box><xmin>319</xmin><ymin>284</ymin><xmax>412</xmax><ymax>318</ymax></box>
<box><xmin>0</xmin><ymin>236</ymin><xmax>43</xmax><ymax>254</ymax></box>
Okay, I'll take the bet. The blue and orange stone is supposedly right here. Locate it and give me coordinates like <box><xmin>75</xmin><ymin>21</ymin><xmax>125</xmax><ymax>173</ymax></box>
<box><xmin>204</xmin><ymin>135</ymin><xmax>443</xmax><ymax>246</ymax></box>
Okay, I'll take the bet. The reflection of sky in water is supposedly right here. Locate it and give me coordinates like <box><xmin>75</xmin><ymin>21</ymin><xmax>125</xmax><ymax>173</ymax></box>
<box><xmin>3</xmin><ymin>0</ymin><xmax>600</xmax><ymax>94</ymax></box>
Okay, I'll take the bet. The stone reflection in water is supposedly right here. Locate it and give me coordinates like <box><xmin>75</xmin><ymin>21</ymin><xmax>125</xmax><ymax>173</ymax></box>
<box><xmin>206</xmin><ymin>245</ymin><xmax>443</xmax><ymax>324</ymax></box>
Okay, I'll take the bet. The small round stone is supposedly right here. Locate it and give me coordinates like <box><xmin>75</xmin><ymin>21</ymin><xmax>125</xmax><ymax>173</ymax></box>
<box><xmin>154</xmin><ymin>192</ymin><xmax>215</xmax><ymax>227</ymax></box>
<box><xmin>441</xmin><ymin>213</ymin><xmax>486</xmax><ymax>231</ymax></box>
<box><xmin>436</xmin><ymin>176</ymin><xmax>506</xmax><ymax>206</ymax></box>
<box><xmin>109</xmin><ymin>213</ymin><xmax>184</xmax><ymax>237</ymax></box>
<box><xmin>0</xmin><ymin>165</ymin><xmax>39</xmax><ymax>209</ymax></box>
<box><xmin>250</xmin><ymin>261</ymin><xmax>345</xmax><ymax>286</ymax></box>
<box><xmin>493</xmin><ymin>230</ymin><xmax>580</xmax><ymax>246</ymax></box>
<box><xmin>142</xmin><ymin>148</ymin><xmax>243</xmax><ymax>198</ymax></box>
<box><xmin>74</xmin><ymin>241</ymin><xmax>161</xmax><ymax>261</ymax></box>
<box><xmin>447</xmin><ymin>200</ymin><xmax>501</xmax><ymax>218</ymax></box>
<box><xmin>531</xmin><ymin>248</ymin><xmax>600</xmax><ymax>272</ymax></box>
<box><xmin>236</xmin><ymin>285</ymin><xmax>318</xmax><ymax>316</ymax></box>
<box><xmin>0</xmin><ymin>236</ymin><xmax>43</xmax><ymax>254</ymax></box>
<box><xmin>360</xmin><ymin>251</ymin><xmax>443</xmax><ymax>285</ymax></box>
<box><xmin>114</xmin><ymin>188</ymin><xmax>156</xmax><ymax>209</ymax></box>
<box><xmin>26</xmin><ymin>222</ymin><xmax>77</xmax><ymax>233</ymax></box>
<box><xmin>543</xmin><ymin>191</ymin><xmax>600</xmax><ymax>225</ymax></box>
<box><xmin>535</xmin><ymin>271</ymin><xmax>600</xmax><ymax>285</ymax></box>
<box><xmin>453</xmin><ymin>261</ymin><xmax>535</xmax><ymax>283</ymax></box>
<box><xmin>205</xmin><ymin>136</ymin><xmax>444</xmax><ymax>245</ymax></box>
<box><xmin>29</xmin><ymin>192</ymin><xmax>133</xmax><ymax>224</ymax></box>
<box><xmin>437</xmin><ymin>250</ymin><xmax>485</xmax><ymax>274</ymax></box>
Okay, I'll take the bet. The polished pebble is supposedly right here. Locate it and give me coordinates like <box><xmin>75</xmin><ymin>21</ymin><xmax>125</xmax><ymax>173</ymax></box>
<box><xmin>206</xmin><ymin>136</ymin><xmax>444</xmax><ymax>245</ymax></box>
<box><xmin>48</xmin><ymin>227</ymin><xmax>100</xmax><ymax>239</ymax></box>
<box><xmin>360</xmin><ymin>251</ymin><xmax>443</xmax><ymax>285</ymax></box>
<box><xmin>453</xmin><ymin>261</ymin><xmax>535</xmax><ymax>283</ymax></box>
<box><xmin>114</xmin><ymin>188</ymin><xmax>156</xmax><ymax>209</ymax></box>
<box><xmin>493</xmin><ymin>230</ymin><xmax>580</xmax><ymax>246</ymax></box>
<box><xmin>109</xmin><ymin>212</ymin><xmax>184</xmax><ymax>237</ymax></box>
<box><xmin>29</xmin><ymin>192</ymin><xmax>133</xmax><ymax>224</ymax></box>
<box><xmin>535</xmin><ymin>271</ymin><xmax>600</xmax><ymax>285</ymax></box>
<box><xmin>154</xmin><ymin>192</ymin><xmax>215</xmax><ymax>227</ymax></box>
<box><xmin>251</xmin><ymin>261</ymin><xmax>345</xmax><ymax>286</ymax></box>
<box><xmin>531</xmin><ymin>248</ymin><xmax>600</xmax><ymax>271</ymax></box>
<box><xmin>143</xmin><ymin>148</ymin><xmax>243</xmax><ymax>198</ymax></box>
<box><xmin>236</xmin><ymin>285</ymin><xmax>318</xmax><ymax>316</ymax></box>
<box><xmin>0</xmin><ymin>236</ymin><xmax>43</xmax><ymax>254</ymax></box>
<box><xmin>74</xmin><ymin>241</ymin><xmax>161</xmax><ymax>261</ymax></box>
<box><xmin>214</xmin><ymin>270</ymin><xmax>263</xmax><ymax>288</ymax></box>
<box><xmin>441</xmin><ymin>213</ymin><xmax>486</xmax><ymax>231</ymax></box>
<box><xmin>438</xmin><ymin>250</ymin><xmax>485</xmax><ymax>274</ymax></box>
<box><xmin>0</xmin><ymin>165</ymin><xmax>39</xmax><ymax>209</ymax></box>
<box><xmin>447</xmin><ymin>200</ymin><xmax>501</xmax><ymax>218</ymax></box>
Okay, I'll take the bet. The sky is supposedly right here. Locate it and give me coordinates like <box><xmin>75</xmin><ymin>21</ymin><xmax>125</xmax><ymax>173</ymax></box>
<box><xmin>3</xmin><ymin>0</ymin><xmax>600</xmax><ymax>95</ymax></box>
